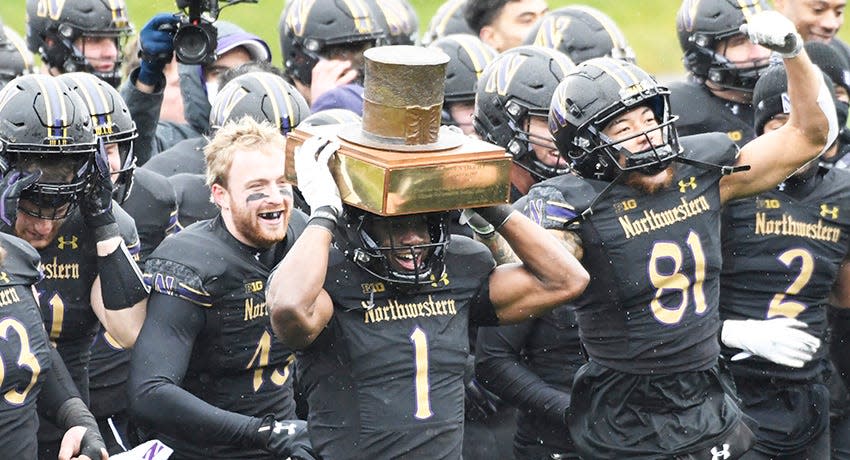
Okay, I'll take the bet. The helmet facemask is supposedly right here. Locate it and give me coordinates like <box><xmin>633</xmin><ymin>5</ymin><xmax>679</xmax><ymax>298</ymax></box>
<box><xmin>688</xmin><ymin>29</ymin><xmax>770</xmax><ymax>93</ymax></box>
<box><xmin>342</xmin><ymin>209</ymin><xmax>451</xmax><ymax>287</ymax></box>
<box><xmin>44</xmin><ymin>26</ymin><xmax>130</xmax><ymax>88</ymax></box>
<box><xmin>568</xmin><ymin>92</ymin><xmax>681</xmax><ymax>182</ymax></box>
<box><xmin>13</xmin><ymin>151</ymin><xmax>93</xmax><ymax>220</ymax></box>
<box><xmin>505</xmin><ymin>102</ymin><xmax>569</xmax><ymax>181</ymax></box>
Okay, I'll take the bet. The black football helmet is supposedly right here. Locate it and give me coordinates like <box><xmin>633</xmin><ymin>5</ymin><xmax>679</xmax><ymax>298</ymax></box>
<box><xmin>676</xmin><ymin>0</ymin><xmax>771</xmax><ymax>93</ymax></box>
<box><xmin>549</xmin><ymin>58</ymin><xmax>680</xmax><ymax>182</ymax></box>
<box><xmin>210</xmin><ymin>72</ymin><xmax>311</xmax><ymax>135</ymax></box>
<box><xmin>279</xmin><ymin>0</ymin><xmax>385</xmax><ymax>87</ymax></box>
<box><xmin>25</xmin><ymin>0</ymin><xmax>133</xmax><ymax>88</ymax></box>
<box><xmin>371</xmin><ymin>0</ymin><xmax>420</xmax><ymax>46</ymax></box>
<box><xmin>524</xmin><ymin>5</ymin><xmax>636</xmax><ymax>64</ymax></box>
<box><xmin>0</xmin><ymin>74</ymin><xmax>97</xmax><ymax>219</ymax></box>
<box><xmin>421</xmin><ymin>0</ymin><xmax>474</xmax><ymax>46</ymax></box>
<box><xmin>340</xmin><ymin>206</ymin><xmax>451</xmax><ymax>286</ymax></box>
<box><xmin>0</xmin><ymin>24</ymin><xmax>36</xmax><ymax>88</ymax></box>
<box><xmin>430</xmin><ymin>34</ymin><xmax>497</xmax><ymax>105</ymax></box>
<box><xmin>57</xmin><ymin>72</ymin><xmax>137</xmax><ymax>204</ymax></box>
<box><xmin>474</xmin><ymin>46</ymin><xmax>575</xmax><ymax>180</ymax></box>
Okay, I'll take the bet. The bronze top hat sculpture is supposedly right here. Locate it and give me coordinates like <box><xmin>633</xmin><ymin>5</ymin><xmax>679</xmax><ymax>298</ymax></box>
<box><xmin>284</xmin><ymin>45</ymin><xmax>512</xmax><ymax>216</ymax></box>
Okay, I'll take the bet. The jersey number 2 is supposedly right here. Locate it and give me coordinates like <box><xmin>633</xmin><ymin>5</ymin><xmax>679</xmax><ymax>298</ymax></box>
<box><xmin>649</xmin><ymin>231</ymin><xmax>708</xmax><ymax>324</ymax></box>
<box><xmin>767</xmin><ymin>248</ymin><xmax>814</xmax><ymax>319</ymax></box>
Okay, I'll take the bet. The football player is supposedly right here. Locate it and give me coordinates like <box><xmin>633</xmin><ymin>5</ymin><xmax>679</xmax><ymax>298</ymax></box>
<box><xmin>456</xmin><ymin>44</ymin><xmax>574</xmax><ymax>459</ymax></box>
<box><xmin>278</xmin><ymin>0</ymin><xmax>385</xmax><ymax>105</ymax></box>
<box><xmin>717</xmin><ymin>63</ymin><xmax>850</xmax><ymax>460</ymax></box>
<box><xmin>484</xmin><ymin>11</ymin><xmax>836</xmax><ymax>458</ymax></box>
<box><xmin>0</xmin><ymin>74</ymin><xmax>147</xmax><ymax>460</ymax></box>
<box><xmin>473</xmin><ymin>45</ymin><xmax>575</xmax><ymax>200</ymax></box>
<box><xmin>128</xmin><ymin>117</ymin><xmax>314</xmax><ymax>459</ymax></box>
<box><xmin>429</xmin><ymin>34</ymin><xmax>497</xmax><ymax>136</ymax></box>
<box><xmin>25</xmin><ymin>0</ymin><xmax>133</xmax><ymax>88</ymax></box>
<box><xmin>58</xmin><ymin>71</ymin><xmax>179</xmax><ymax>454</ymax></box>
<box><xmin>266</xmin><ymin>130</ymin><xmax>588</xmax><ymax>458</ymax></box>
<box><xmin>670</xmin><ymin>0</ymin><xmax>773</xmax><ymax>146</ymax></box>
<box><xmin>0</xmin><ymin>227</ymin><xmax>109</xmax><ymax>460</ymax></box>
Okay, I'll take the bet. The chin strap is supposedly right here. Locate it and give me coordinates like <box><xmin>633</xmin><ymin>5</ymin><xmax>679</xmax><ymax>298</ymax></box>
<box><xmin>673</xmin><ymin>155</ymin><xmax>751</xmax><ymax>175</ymax></box>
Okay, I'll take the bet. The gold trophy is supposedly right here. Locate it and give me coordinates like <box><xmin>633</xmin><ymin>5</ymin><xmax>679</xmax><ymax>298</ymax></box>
<box><xmin>284</xmin><ymin>45</ymin><xmax>512</xmax><ymax>216</ymax></box>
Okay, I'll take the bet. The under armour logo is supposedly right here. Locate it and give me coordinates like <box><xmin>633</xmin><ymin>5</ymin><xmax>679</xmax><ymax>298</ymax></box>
<box><xmin>273</xmin><ymin>421</ymin><xmax>296</xmax><ymax>436</ymax></box>
<box><xmin>710</xmin><ymin>443</ymin><xmax>731</xmax><ymax>460</ymax></box>
<box><xmin>678</xmin><ymin>177</ymin><xmax>696</xmax><ymax>193</ymax></box>
<box><xmin>430</xmin><ymin>271</ymin><xmax>449</xmax><ymax>287</ymax></box>
<box><xmin>0</xmin><ymin>272</ymin><xmax>9</xmax><ymax>283</ymax></box>
<box><xmin>57</xmin><ymin>235</ymin><xmax>78</xmax><ymax>250</ymax></box>
<box><xmin>821</xmin><ymin>204</ymin><xmax>839</xmax><ymax>219</ymax></box>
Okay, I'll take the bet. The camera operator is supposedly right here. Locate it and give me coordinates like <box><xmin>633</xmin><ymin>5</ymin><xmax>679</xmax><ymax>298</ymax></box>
<box><xmin>120</xmin><ymin>10</ymin><xmax>270</xmax><ymax>165</ymax></box>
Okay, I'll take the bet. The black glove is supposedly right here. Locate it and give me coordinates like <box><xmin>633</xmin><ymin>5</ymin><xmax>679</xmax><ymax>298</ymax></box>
<box><xmin>80</xmin><ymin>144</ymin><xmax>117</xmax><ymax>239</ymax></box>
<box><xmin>78</xmin><ymin>426</ymin><xmax>107</xmax><ymax>460</ymax></box>
<box><xmin>138</xmin><ymin>13</ymin><xmax>180</xmax><ymax>85</ymax></box>
<box><xmin>464</xmin><ymin>377</ymin><xmax>500</xmax><ymax>421</ymax></box>
<box><xmin>257</xmin><ymin>416</ymin><xmax>316</xmax><ymax>459</ymax></box>
<box><xmin>0</xmin><ymin>169</ymin><xmax>41</xmax><ymax>227</ymax></box>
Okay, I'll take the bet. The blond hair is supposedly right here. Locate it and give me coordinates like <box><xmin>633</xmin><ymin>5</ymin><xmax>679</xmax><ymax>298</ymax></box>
<box><xmin>204</xmin><ymin>115</ymin><xmax>286</xmax><ymax>188</ymax></box>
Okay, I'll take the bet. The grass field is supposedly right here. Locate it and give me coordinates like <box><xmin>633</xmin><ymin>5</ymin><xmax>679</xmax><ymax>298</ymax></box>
<box><xmin>2</xmin><ymin>1</ymin><xmax>849</xmax><ymax>76</ymax></box>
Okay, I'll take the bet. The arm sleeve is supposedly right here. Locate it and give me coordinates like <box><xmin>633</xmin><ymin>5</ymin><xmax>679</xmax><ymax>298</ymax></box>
<box><xmin>127</xmin><ymin>292</ymin><xmax>263</xmax><ymax>448</ymax></box>
<box><xmin>474</xmin><ymin>321</ymin><xmax>571</xmax><ymax>427</ymax></box>
<box><xmin>37</xmin><ymin>347</ymin><xmax>82</xmax><ymax>423</ymax></box>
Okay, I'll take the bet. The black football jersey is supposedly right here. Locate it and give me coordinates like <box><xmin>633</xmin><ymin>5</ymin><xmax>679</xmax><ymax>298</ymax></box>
<box><xmin>143</xmin><ymin>212</ymin><xmax>307</xmax><ymax>458</ymax></box>
<box><xmin>25</xmin><ymin>205</ymin><xmax>138</xmax><ymax>447</ymax></box>
<box><xmin>721</xmin><ymin>167</ymin><xmax>850</xmax><ymax>381</ymax></box>
<box><xmin>669</xmin><ymin>80</ymin><xmax>755</xmax><ymax>147</ymax></box>
<box><xmin>26</xmin><ymin>206</ymin><xmax>138</xmax><ymax>400</ymax></box>
<box><xmin>121</xmin><ymin>168</ymin><xmax>180</xmax><ymax>262</ymax></box>
<box><xmin>0</xmin><ymin>233</ymin><xmax>51</xmax><ymax>459</ymax></box>
<box><xmin>297</xmin><ymin>236</ymin><xmax>498</xmax><ymax>459</ymax></box>
<box><xmin>521</xmin><ymin>133</ymin><xmax>738</xmax><ymax>375</ymax></box>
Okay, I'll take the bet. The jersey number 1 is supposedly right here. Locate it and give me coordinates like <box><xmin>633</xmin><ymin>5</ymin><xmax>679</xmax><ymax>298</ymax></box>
<box><xmin>410</xmin><ymin>327</ymin><xmax>433</xmax><ymax>420</ymax></box>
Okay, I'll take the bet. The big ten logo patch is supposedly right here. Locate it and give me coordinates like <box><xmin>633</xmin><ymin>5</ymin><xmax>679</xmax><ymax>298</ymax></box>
<box><xmin>361</xmin><ymin>282</ymin><xmax>386</xmax><ymax>295</ymax></box>
<box><xmin>245</xmin><ymin>280</ymin><xmax>264</xmax><ymax>294</ymax></box>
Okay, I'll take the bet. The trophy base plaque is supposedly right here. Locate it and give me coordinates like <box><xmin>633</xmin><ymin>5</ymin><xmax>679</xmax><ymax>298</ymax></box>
<box><xmin>284</xmin><ymin>123</ymin><xmax>512</xmax><ymax>216</ymax></box>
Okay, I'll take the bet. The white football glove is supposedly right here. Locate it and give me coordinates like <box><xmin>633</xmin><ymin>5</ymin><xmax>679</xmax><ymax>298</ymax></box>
<box><xmin>740</xmin><ymin>10</ymin><xmax>803</xmax><ymax>58</ymax></box>
<box><xmin>294</xmin><ymin>136</ymin><xmax>343</xmax><ymax>216</ymax></box>
<box><xmin>721</xmin><ymin>317</ymin><xmax>821</xmax><ymax>368</ymax></box>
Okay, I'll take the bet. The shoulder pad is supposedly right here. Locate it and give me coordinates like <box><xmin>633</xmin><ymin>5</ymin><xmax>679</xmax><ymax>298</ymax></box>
<box><xmin>445</xmin><ymin>235</ymin><xmax>495</xmax><ymax>279</ymax></box>
<box><xmin>668</xmin><ymin>81</ymin><xmax>716</xmax><ymax>134</ymax></box>
<box><xmin>134</xmin><ymin>168</ymin><xmax>178</xmax><ymax>205</ymax></box>
<box><xmin>522</xmin><ymin>175</ymin><xmax>596</xmax><ymax>230</ymax></box>
<box><xmin>679</xmin><ymin>132</ymin><xmax>739</xmax><ymax>167</ymax></box>
<box><xmin>0</xmin><ymin>233</ymin><xmax>42</xmax><ymax>285</ymax></box>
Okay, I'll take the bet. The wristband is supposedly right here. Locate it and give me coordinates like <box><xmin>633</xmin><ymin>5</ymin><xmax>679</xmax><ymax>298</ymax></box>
<box><xmin>475</xmin><ymin>204</ymin><xmax>514</xmax><ymax>230</ymax></box>
<box><xmin>307</xmin><ymin>205</ymin><xmax>339</xmax><ymax>233</ymax></box>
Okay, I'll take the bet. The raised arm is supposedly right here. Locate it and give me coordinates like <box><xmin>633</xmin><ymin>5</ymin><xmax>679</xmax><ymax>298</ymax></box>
<box><xmin>268</xmin><ymin>137</ymin><xmax>341</xmax><ymax>349</ymax></box>
<box><xmin>720</xmin><ymin>11</ymin><xmax>837</xmax><ymax>204</ymax></box>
